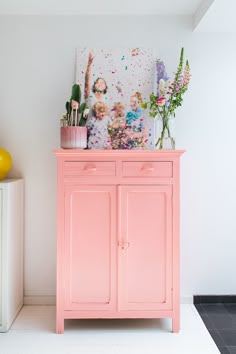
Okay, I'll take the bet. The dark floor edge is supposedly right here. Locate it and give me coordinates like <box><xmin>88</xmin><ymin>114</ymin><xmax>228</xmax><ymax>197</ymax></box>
<box><xmin>194</xmin><ymin>295</ymin><xmax>236</xmax><ymax>304</ymax></box>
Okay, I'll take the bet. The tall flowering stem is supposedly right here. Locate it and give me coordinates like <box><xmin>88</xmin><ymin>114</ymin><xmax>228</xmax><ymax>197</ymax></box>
<box><xmin>142</xmin><ymin>47</ymin><xmax>191</xmax><ymax>149</ymax></box>
<box><xmin>168</xmin><ymin>48</ymin><xmax>190</xmax><ymax>117</ymax></box>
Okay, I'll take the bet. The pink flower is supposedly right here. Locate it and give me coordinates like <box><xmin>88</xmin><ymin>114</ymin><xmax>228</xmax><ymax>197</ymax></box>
<box><xmin>71</xmin><ymin>99</ymin><xmax>79</xmax><ymax>110</ymax></box>
<box><xmin>183</xmin><ymin>64</ymin><xmax>191</xmax><ymax>87</ymax></box>
<box><xmin>156</xmin><ymin>97</ymin><xmax>166</xmax><ymax>106</ymax></box>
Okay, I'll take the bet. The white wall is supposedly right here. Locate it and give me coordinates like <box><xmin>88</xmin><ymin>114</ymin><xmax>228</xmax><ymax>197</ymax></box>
<box><xmin>0</xmin><ymin>15</ymin><xmax>236</xmax><ymax>301</ymax></box>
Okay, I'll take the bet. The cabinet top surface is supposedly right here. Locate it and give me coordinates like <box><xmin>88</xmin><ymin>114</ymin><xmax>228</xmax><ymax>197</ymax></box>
<box><xmin>0</xmin><ymin>178</ymin><xmax>23</xmax><ymax>185</ymax></box>
<box><xmin>53</xmin><ymin>149</ymin><xmax>185</xmax><ymax>158</ymax></box>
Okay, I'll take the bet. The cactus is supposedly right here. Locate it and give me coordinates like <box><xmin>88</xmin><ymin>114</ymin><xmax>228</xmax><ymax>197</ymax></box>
<box><xmin>79</xmin><ymin>102</ymin><xmax>87</xmax><ymax>126</ymax></box>
<box><xmin>71</xmin><ymin>84</ymin><xmax>81</xmax><ymax>126</ymax></box>
<box><xmin>71</xmin><ymin>84</ymin><xmax>81</xmax><ymax>104</ymax></box>
<box><xmin>64</xmin><ymin>84</ymin><xmax>88</xmax><ymax>126</ymax></box>
<box><xmin>65</xmin><ymin>101</ymin><xmax>71</xmax><ymax>125</ymax></box>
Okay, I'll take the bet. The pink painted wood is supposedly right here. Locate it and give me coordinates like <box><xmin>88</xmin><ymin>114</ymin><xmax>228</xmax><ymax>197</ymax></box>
<box><xmin>60</xmin><ymin>127</ymin><xmax>87</xmax><ymax>149</ymax></box>
<box><xmin>118</xmin><ymin>185</ymin><xmax>172</xmax><ymax>311</ymax></box>
<box><xmin>64</xmin><ymin>185</ymin><xmax>116</xmax><ymax>311</ymax></box>
<box><xmin>53</xmin><ymin>149</ymin><xmax>185</xmax><ymax>334</ymax></box>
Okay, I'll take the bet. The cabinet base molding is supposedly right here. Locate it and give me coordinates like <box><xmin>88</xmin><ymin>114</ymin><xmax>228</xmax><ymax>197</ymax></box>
<box><xmin>56</xmin><ymin>311</ymin><xmax>180</xmax><ymax>334</ymax></box>
<box><xmin>63</xmin><ymin>310</ymin><xmax>175</xmax><ymax>318</ymax></box>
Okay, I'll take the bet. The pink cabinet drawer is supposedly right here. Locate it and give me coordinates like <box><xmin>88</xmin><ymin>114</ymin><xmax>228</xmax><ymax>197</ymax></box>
<box><xmin>122</xmin><ymin>161</ymin><xmax>173</xmax><ymax>178</ymax></box>
<box><xmin>64</xmin><ymin>161</ymin><xmax>116</xmax><ymax>176</ymax></box>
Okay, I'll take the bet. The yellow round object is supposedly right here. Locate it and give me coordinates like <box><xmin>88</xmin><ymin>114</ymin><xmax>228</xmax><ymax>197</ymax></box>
<box><xmin>0</xmin><ymin>147</ymin><xmax>12</xmax><ymax>180</ymax></box>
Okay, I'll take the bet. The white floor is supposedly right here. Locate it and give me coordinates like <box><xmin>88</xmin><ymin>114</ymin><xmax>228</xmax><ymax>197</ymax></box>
<box><xmin>0</xmin><ymin>305</ymin><xmax>220</xmax><ymax>354</ymax></box>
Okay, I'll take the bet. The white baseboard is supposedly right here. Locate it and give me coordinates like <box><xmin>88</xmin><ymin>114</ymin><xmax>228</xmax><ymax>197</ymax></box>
<box><xmin>181</xmin><ymin>296</ymin><xmax>193</xmax><ymax>304</ymax></box>
<box><xmin>24</xmin><ymin>295</ymin><xmax>193</xmax><ymax>306</ymax></box>
<box><xmin>24</xmin><ymin>296</ymin><xmax>56</xmax><ymax>305</ymax></box>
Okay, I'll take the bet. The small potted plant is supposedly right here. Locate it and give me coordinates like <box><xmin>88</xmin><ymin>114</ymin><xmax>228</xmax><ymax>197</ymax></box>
<box><xmin>60</xmin><ymin>84</ymin><xmax>88</xmax><ymax>149</ymax></box>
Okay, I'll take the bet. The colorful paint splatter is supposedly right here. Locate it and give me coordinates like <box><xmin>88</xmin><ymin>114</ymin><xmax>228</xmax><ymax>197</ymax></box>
<box><xmin>76</xmin><ymin>47</ymin><xmax>155</xmax><ymax>149</ymax></box>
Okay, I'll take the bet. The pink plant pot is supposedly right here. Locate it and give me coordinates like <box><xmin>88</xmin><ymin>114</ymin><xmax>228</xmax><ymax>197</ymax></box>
<box><xmin>60</xmin><ymin>127</ymin><xmax>87</xmax><ymax>149</ymax></box>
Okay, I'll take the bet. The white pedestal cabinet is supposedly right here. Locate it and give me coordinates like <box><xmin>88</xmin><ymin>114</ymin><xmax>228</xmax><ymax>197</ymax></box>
<box><xmin>0</xmin><ymin>179</ymin><xmax>24</xmax><ymax>332</ymax></box>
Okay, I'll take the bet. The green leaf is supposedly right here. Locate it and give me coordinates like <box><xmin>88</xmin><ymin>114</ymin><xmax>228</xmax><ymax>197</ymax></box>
<box><xmin>79</xmin><ymin>117</ymin><xmax>87</xmax><ymax>127</ymax></box>
<box><xmin>141</xmin><ymin>102</ymin><xmax>148</xmax><ymax>109</ymax></box>
<box><xmin>79</xmin><ymin>102</ymin><xmax>86</xmax><ymax>114</ymax></box>
<box><xmin>65</xmin><ymin>101</ymin><xmax>70</xmax><ymax>114</ymax></box>
<box><xmin>71</xmin><ymin>84</ymin><xmax>81</xmax><ymax>103</ymax></box>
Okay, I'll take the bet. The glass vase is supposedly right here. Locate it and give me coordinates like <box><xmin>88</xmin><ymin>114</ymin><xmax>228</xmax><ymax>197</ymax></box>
<box><xmin>155</xmin><ymin>116</ymin><xmax>175</xmax><ymax>150</ymax></box>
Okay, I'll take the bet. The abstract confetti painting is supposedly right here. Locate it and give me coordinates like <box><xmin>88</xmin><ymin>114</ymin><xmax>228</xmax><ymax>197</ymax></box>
<box><xmin>76</xmin><ymin>47</ymin><xmax>155</xmax><ymax>149</ymax></box>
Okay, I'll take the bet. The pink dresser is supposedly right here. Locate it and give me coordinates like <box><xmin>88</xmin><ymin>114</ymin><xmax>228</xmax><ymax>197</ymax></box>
<box><xmin>53</xmin><ymin>150</ymin><xmax>184</xmax><ymax>333</ymax></box>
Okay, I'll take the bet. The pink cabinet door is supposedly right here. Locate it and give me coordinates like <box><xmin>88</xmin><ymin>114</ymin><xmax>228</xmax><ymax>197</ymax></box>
<box><xmin>64</xmin><ymin>185</ymin><xmax>116</xmax><ymax>311</ymax></box>
<box><xmin>118</xmin><ymin>185</ymin><xmax>173</xmax><ymax>311</ymax></box>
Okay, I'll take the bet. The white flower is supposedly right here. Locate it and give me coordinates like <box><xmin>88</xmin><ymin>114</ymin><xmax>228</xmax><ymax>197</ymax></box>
<box><xmin>158</xmin><ymin>79</ymin><xmax>166</xmax><ymax>97</ymax></box>
<box><xmin>61</xmin><ymin>113</ymin><xmax>67</xmax><ymax>120</ymax></box>
<box><xmin>83</xmin><ymin>108</ymin><xmax>90</xmax><ymax>117</ymax></box>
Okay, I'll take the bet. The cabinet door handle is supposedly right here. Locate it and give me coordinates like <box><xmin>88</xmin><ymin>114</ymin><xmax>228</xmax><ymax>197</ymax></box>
<box><xmin>141</xmin><ymin>166</ymin><xmax>154</xmax><ymax>173</ymax></box>
<box><xmin>119</xmin><ymin>241</ymin><xmax>130</xmax><ymax>250</ymax></box>
<box><xmin>84</xmin><ymin>165</ymin><xmax>97</xmax><ymax>172</ymax></box>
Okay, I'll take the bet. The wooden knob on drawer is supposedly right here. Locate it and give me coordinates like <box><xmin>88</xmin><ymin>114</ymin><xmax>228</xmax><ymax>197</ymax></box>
<box><xmin>84</xmin><ymin>165</ymin><xmax>97</xmax><ymax>172</ymax></box>
<box><xmin>141</xmin><ymin>165</ymin><xmax>154</xmax><ymax>173</ymax></box>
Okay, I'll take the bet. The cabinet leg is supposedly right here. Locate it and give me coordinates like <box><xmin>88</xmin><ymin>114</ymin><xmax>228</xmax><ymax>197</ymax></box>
<box><xmin>172</xmin><ymin>316</ymin><xmax>180</xmax><ymax>333</ymax></box>
<box><xmin>56</xmin><ymin>317</ymin><xmax>64</xmax><ymax>334</ymax></box>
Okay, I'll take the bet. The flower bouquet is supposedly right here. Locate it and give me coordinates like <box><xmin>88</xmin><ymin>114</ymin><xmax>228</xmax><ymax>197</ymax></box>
<box><xmin>142</xmin><ymin>48</ymin><xmax>191</xmax><ymax>149</ymax></box>
<box><xmin>108</xmin><ymin>124</ymin><xmax>148</xmax><ymax>150</ymax></box>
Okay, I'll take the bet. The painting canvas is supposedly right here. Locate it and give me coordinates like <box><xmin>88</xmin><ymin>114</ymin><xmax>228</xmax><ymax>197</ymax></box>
<box><xmin>76</xmin><ymin>47</ymin><xmax>155</xmax><ymax>149</ymax></box>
